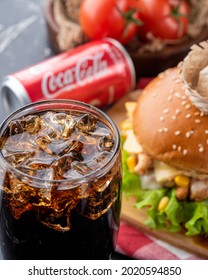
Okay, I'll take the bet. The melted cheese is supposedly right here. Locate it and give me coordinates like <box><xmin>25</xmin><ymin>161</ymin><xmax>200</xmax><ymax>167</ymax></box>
<box><xmin>154</xmin><ymin>160</ymin><xmax>182</xmax><ymax>182</ymax></box>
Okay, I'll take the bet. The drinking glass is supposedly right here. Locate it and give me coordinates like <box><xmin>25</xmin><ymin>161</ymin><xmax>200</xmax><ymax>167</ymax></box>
<box><xmin>0</xmin><ymin>100</ymin><xmax>122</xmax><ymax>260</ymax></box>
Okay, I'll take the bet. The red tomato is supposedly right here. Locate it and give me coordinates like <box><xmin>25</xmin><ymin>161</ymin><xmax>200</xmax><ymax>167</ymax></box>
<box><xmin>79</xmin><ymin>0</ymin><xmax>141</xmax><ymax>44</ymax></box>
<box><xmin>135</xmin><ymin>0</ymin><xmax>190</xmax><ymax>40</ymax></box>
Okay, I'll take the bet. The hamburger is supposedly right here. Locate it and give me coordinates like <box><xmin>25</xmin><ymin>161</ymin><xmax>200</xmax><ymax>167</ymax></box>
<box><xmin>121</xmin><ymin>63</ymin><xmax>208</xmax><ymax>236</ymax></box>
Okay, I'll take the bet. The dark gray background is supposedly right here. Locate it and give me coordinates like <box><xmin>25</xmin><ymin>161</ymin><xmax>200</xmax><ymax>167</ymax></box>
<box><xmin>0</xmin><ymin>0</ymin><xmax>55</xmax><ymax>122</ymax></box>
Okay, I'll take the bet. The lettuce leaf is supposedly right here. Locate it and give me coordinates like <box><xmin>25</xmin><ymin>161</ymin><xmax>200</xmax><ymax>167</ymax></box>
<box><xmin>135</xmin><ymin>188</ymin><xmax>167</xmax><ymax>229</ymax></box>
<box><xmin>162</xmin><ymin>189</ymin><xmax>183</xmax><ymax>232</ymax></box>
<box><xmin>185</xmin><ymin>202</ymin><xmax>208</xmax><ymax>236</ymax></box>
<box><xmin>122</xmin><ymin>146</ymin><xmax>208</xmax><ymax>236</ymax></box>
<box><xmin>121</xmin><ymin>147</ymin><xmax>142</xmax><ymax>197</ymax></box>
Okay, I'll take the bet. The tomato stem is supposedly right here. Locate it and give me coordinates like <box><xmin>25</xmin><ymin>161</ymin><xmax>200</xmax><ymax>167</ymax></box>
<box><xmin>170</xmin><ymin>0</ymin><xmax>189</xmax><ymax>37</ymax></box>
<box><xmin>116</xmin><ymin>5</ymin><xmax>142</xmax><ymax>26</ymax></box>
<box><xmin>116</xmin><ymin>5</ymin><xmax>142</xmax><ymax>40</ymax></box>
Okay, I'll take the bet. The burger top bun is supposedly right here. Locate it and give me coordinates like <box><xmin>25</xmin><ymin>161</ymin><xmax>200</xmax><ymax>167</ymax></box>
<box><xmin>133</xmin><ymin>67</ymin><xmax>208</xmax><ymax>174</ymax></box>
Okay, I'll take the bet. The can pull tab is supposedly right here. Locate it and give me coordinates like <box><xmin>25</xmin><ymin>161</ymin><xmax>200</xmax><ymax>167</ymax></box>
<box><xmin>180</xmin><ymin>40</ymin><xmax>208</xmax><ymax>114</ymax></box>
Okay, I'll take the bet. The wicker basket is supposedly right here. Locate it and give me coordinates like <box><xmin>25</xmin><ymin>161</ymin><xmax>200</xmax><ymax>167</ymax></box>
<box><xmin>44</xmin><ymin>0</ymin><xmax>208</xmax><ymax>78</ymax></box>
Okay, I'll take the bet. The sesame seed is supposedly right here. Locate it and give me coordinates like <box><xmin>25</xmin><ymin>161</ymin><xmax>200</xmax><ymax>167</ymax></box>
<box><xmin>167</xmin><ymin>96</ymin><xmax>173</xmax><ymax>101</ymax></box>
<box><xmin>200</xmin><ymin>112</ymin><xmax>204</xmax><ymax>117</ymax></box>
<box><xmin>199</xmin><ymin>146</ymin><xmax>204</xmax><ymax>153</ymax></box>
<box><xmin>175</xmin><ymin>109</ymin><xmax>180</xmax><ymax>115</ymax></box>
<box><xmin>190</xmin><ymin>130</ymin><xmax>194</xmax><ymax>135</ymax></box>
<box><xmin>195</xmin><ymin>119</ymin><xmax>201</xmax><ymax>123</ymax></box>
<box><xmin>206</xmin><ymin>140</ymin><xmax>208</xmax><ymax>145</ymax></box>
<box><xmin>160</xmin><ymin>116</ymin><xmax>165</xmax><ymax>121</ymax></box>
<box><xmin>194</xmin><ymin>112</ymin><xmax>200</xmax><ymax>116</ymax></box>
<box><xmin>163</xmin><ymin>109</ymin><xmax>169</xmax><ymax>114</ymax></box>
<box><xmin>205</xmin><ymin>130</ymin><xmax>208</xmax><ymax>134</ymax></box>
<box><xmin>152</xmin><ymin>92</ymin><xmax>157</xmax><ymax>97</ymax></box>
<box><xmin>178</xmin><ymin>146</ymin><xmax>182</xmax><ymax>152</ymax></box>
<box><xmin>175</xmin><ymin>92</ymin><xmax>181</xmax><ymax>98</ymax></box>
<box><xmin>185</xmin><ymin>114</ymin><xmax>191</xmax><ymax>118</ymax></box>
<box><xmin>172</xmin><ymin>116</ymin><xmax>177</xmax><ymax>120</ymax></box>
<box><xmin>158</xmin><ymin>127</ymin><xmax>169</xmax><ymax>133</ymax></box>
<box><xmin>183</xmin><ymin>149</ymin><xmax>188</xmax><ymax>155</ymax></box>
<box><xmin>175</xmin><ymin>131</ymin><xmax>181</xmax><ymax>136</ymax></box>
<box><xmin>185</xmin><ymin>104</ymin><xmax>191</xmax><ymax>109</ymax></box>
<box><xmin>198</xmin><ymin>144</ymin><xmax>204</xmax><ymax>153</ymax></box>
<box><xmin>181</xmin><ymin>101</ymin><xmax>186</xmax><ymax>106</ymax></box>
<box><xmin>186</xmin><ymin>132</ymin><xmax>191</xmax><ymax>138</ymax></box>
<box><xmin>172</xmin><ymin>144</ymin><xmax>177</xmax><ymax>150</ymax></box>
<box><xmin>181</xmin><ymin>96</ymin><xmax>186</xmax><ymax>100</ymax></box>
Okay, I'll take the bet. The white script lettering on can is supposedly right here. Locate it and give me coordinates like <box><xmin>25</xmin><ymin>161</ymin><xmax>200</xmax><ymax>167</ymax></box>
<box><xmin>41</xmin><ymin>52</ymin><xmax>108</xmax><ymax>98</ymax></box>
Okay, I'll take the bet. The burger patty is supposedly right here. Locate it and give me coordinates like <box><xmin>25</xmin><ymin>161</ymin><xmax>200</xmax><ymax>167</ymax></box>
<box><xmin>190</xmin><ymin>179</ymin><xmax>208</xmax><ymax>201</ymax></box>
<box><xmin>132</xmin><ymin>150</ymin><xmax>208</xmax><ymax>202</ymax></box>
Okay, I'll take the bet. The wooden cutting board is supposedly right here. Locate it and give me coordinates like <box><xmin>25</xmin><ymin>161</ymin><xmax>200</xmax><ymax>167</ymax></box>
<box><xmin>107</xmin><ymin>90</ymin><xmax>208</xmax><ymax>259</ymax></box>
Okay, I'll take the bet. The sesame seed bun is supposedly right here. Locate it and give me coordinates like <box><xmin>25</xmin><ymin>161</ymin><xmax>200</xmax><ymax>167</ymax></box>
<box><xmin>133</xmin><ymin>67</ymin><xmax>208</xmax><ymax>174</ymax></box>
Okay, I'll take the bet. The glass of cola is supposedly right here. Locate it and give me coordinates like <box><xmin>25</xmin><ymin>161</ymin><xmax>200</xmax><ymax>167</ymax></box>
<box><xmin>0</xmin><ymin>100</ymin><xmax>122</xmax><ymax>260</ymax></box>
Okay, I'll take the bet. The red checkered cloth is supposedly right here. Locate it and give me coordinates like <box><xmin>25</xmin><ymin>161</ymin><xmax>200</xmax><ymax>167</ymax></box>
<box><xmin>116</xmin><ymin>222</ymin><xmax>202</xmax><ymax>260</ymax></box>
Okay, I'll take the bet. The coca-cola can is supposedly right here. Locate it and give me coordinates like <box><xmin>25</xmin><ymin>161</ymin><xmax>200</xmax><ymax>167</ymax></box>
<box><xmin>1</xmin><ymin>38</ymin><xmax>136</xmax><ymax>114</ymax></box>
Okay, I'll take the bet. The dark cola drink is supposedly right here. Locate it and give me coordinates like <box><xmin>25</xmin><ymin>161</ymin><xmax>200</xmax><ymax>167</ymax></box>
<box><xmin>0</xmin><ymin>100</ymin><xmax>122</xmax><ymax>260</ymax></box>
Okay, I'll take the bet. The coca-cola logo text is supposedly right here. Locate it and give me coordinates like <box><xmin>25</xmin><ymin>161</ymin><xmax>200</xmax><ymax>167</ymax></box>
<box><xmin>41</xmin><ymin>52</ymin><xmax>108</xmax><ymax>98</ymax></box>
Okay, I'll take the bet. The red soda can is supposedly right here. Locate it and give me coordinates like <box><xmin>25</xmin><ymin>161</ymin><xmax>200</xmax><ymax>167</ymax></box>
<box><xmin>1</xmin><ymin>38</ymin><xmax>136</xmax><ymax>114</ymax></box>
